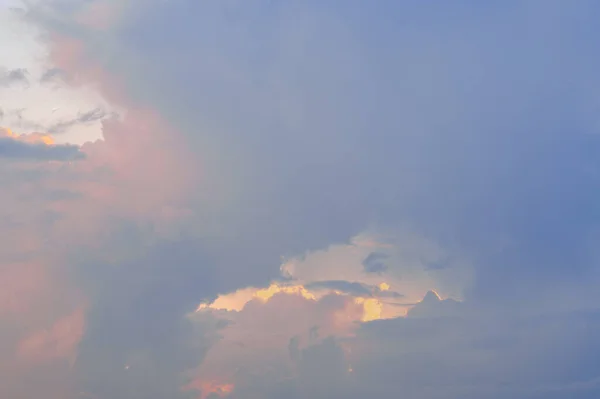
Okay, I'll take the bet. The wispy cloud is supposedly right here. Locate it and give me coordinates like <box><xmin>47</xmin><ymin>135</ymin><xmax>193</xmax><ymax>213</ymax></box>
<box><xmin>48</xmin><ymin>107</ymin><xmax>108</xmax><ymax>134</ymax></box>
<box><xmin>39</xmin><ymin>67</ymin><xmax>67</xmax><ymax>84</ymax></box>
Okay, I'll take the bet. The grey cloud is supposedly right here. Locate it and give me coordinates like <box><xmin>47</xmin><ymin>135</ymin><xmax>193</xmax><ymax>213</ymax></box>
<box><xmin>17</xmin><ymin>0</ymin><xmax>600</xmax><ymax>398</ymax></box>
<box><xmin>0</xmin><ymin>137</ymin><xmax>84</xmax><ymax>161</ymax></box>
<box><xmin>406</xmin><ymin>290</ymin><xmax>463</xmax><ymax>318</ymax></box>
<box><xmin>40</xmin><ymin>67</ymin><xmax>68</xmax><ymax>84</ymax></box>
<box><xmin>48</xmin><ymin>107</ymin><xmax>108</xmax><ymax>134</ymax></box>
<box><xmin>343</xmin><ymin>306</ymin><xmax>600</xmax><ymax>399</ymax></box>
<box><xmin>0</xmin><ymin>67</ymin><xmax>29</xmax><ymax>87</ymax></box>
<box><xmin>230</xmin><ymin>298</ymin><xmax>600</xmax><ymax>399</ymax></box>
<box><xmin>305</xmin><ymin>280</ymin><xmax>404</xmax><ymax>299</ymax></box>
<box><xmin>12</xmin><ymin>108</ymin><xmax>25</xmax><ymax>120</ymax></box>
<box><xmin>305</xmin><ymin>280</ymin><xmax>373</xmax><ymax>296</ymax></box>
<box><xmin>377</xmin><ymin>290</ymin><xmax>405</xmax><ymax>299</ymax></box>
<box><xmin>362</xmin><ymin>252</ymin><xmax>389</xmax><ymax>274</ymax></box>
<box><xmin>229</xmin><ymin>336</ymin><xmax>350</xmax><ymax>399</ymax></box>
<box><xmin>424</xmin><ymin>259</ymin><xmax>451</xmax><ymax>271</ymax></box>
<box><xmin>288</xmin><ymin>335</ymin><xmax>300</xmax><ymax>362</ymax></box>
<box><xmin>0</xmin><ymin>106</ymin><xmax>108</xmax><ymax>135</ymax></box>
<box><xmin>70</xmin><ymin>235</ymin><xmax>223</xmax><ymax>399</ymax></box>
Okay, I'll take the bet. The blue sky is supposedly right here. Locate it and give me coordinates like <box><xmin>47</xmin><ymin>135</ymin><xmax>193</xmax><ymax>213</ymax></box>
<box><xmin>2</xmin><ymin>1</ymin><xmax>600</xmax><ymax>398</ymax></box>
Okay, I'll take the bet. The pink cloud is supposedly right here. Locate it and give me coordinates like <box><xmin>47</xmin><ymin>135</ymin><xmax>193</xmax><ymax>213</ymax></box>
<box><xmin>188</xmin><ymin>290</ymin><xmax>365</xmax><ymax>397</ymax></box>
<box><xmin>17</xmin><ymin>306</ymin><xmax>86</xmax><ymax>365</ymax></box>
<box><xmin>42</xmin><ymin>30</ymin><xmax>200</xmax><ymax>218</ymax></box>
<box><xmin>0</xmin><ymin>7</ymin><xmax>201</xmax><ymax>398</ymax></box>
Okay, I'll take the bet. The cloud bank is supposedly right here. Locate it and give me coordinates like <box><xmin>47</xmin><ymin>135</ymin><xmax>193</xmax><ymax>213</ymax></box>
<box><xmin>0</xmin><ymin>127</ymin><xmax>84</xmax><ymax>160</ymax></box>
<box><xmin>2</xmin><ymin>1</ymin><xmax>600</xmax><ymax>398</ymax></box>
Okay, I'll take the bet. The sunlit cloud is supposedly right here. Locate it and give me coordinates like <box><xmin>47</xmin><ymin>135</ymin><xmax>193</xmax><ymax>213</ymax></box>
<box><xmin>185</xmin><ymin>380</ymin><xmax>235</xmax><ymax>399</ymax></box>
<box><xmin>17</xmin><ymin>306</ymin><xmax>85</xmax><ymax>365</ymax></box>
<box><xmin>0</xmin><ymin>126</ymin><xmax>84</xmax><ymax>160</ymax></box>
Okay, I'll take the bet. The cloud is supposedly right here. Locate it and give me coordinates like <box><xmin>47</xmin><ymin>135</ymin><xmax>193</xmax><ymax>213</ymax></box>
<box><xmin>361</xmin><ymin>252</ymin><xmax>389</xmax><ymax>274</ymax></box>
<box><xmin>305</xmin><ymin>280</ymin><xmax>375</xmax><ymax>296</ymax></box>
<box><xmin>405</xmin><ymin>290</ymin><xmax>462</xmax><ymax>319</ymax></box>
<box><xmin>47</xmin><ymin>107</ymin><xmax>108</xmax><ymax>134</ymax></box>
<box><xmin>0</xmin><ymin>137</ymin><xmax>83</xmax><ymax>160</ymax></box>
<box><xmin>3</xmin><ymin>0</ymin><xmax>600</xmax><ymax>398</ymax></box>
<box><xmin>193</xmin><ymin>290</ymin><xmax>600</xmax><ymax>399</ymax></box>
<box><xmin>40</xmin><ymin>67</ymin><xmax>68</xmax><ymax>84</ymax></box>
<box><xmin>16</xmin><ymin>306</ymin><xmax>85</xmax><ymax>365</ymax></box>
<box><xmin>339</xmin><ymin>304</ymin><xmax>600</xmax><ymax>399</ymax></box>
<box><xmin>305</xmin><ymin>280</ymin><xmax>403</xmax><ymax>300</ymax></box>
<box><xmin>0</xmin><ymin>127</ymin><xmax>84</xmax><ymax>160</ymax></box>
<box><xmin>0</xmin><ymin>67</ymin><xmax>29</xmax><ymax>87</ymax></box>
<box><xmin>190</xmin><ymin>286</ymin><xmax>368</xmax><ymax>399</ymax></box>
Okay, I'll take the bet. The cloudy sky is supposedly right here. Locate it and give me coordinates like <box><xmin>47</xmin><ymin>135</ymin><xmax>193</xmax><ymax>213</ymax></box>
<box><xmin>2</xmin><ymin>1</ymin><xmax>600</xmax><ymax>398</ymax></box>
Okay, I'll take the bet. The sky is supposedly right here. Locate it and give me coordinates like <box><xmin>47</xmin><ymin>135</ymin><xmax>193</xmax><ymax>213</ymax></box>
<box><xmin>2</xmin><ymin>1</ymin><xmax>600</xmax><ymax>398</ymax></box>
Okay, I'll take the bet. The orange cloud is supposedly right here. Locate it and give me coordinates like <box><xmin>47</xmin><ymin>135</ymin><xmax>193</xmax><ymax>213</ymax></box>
<box><xmin>254</xmin><ymin>283</ymin><xmax>317</xmax><ymax>303</ymax></box>
<box><xmin>197</xmin><ymin>281</ymin><xmax>399</xmax><ymax>322</ymax></box>
<box><xmin>189</xmin><ymin>283</ymin><xmax>390</xmax><ymax>395</ymax></box>
<box><xmin>353</xmin><ymin>297</ymin><xmax>383</xmax><ymax>322</ymax></box>
<box><xmin>1</xmin><ymin>127</ymin><xmax>55</xmax><ymax>145</ymax></box>
<box><xmin>185</xmin><ymin>380</ymin><xmax>235</xmax><ymax>399</ymax></box>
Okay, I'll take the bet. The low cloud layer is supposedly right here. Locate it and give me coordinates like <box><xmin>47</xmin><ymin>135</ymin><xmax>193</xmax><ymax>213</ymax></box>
<box><xmin>0</xmin><ymin>137</ymin><xmax>83</xmax><ymax>160</ymax></box>
<box><xmin>2</xmin><ymin>1</ymin><xmax>600</xmax><ymax>399</ymax></box>
<box><xmin>0</xmin><ymin>127</ymin><xmax>84</xmax><ymax>160</ymax></box>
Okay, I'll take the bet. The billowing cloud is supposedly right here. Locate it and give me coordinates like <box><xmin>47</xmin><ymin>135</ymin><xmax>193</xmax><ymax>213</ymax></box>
<box><xmin>190</xmin><ymin>287</ymin><xmax>367</xmax><ymax>399</ymax></box>
<box><xmin>2</xmin><ymin>1</ymin><xmax>600</xmax><ymax>399</ymax></box>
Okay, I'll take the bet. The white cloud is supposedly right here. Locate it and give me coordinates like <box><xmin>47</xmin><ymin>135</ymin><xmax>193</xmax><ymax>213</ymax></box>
<box><xmin>0</xmin><ymin>3</ymin><xmax>112</xmax><ymax>144</ymax></box>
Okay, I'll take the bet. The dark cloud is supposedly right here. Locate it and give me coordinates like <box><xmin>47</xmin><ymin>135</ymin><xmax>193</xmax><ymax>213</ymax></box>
<box><xmin>305</xmin><ymin>280</ymin><xmax>374</xmax><ymax>296</ymax></box>
<box><xmin>14</xmin><ymin>1</ymin><xmax>600</xmax><ymax>398</ymax></box>
<box><xmin>222</xmin><ymin>298</ymin><xmax>600</xmax><ymax>399</ymax></box>
<box><xmin>96</xmin><ymin>0</ymin><xmax>600</xmax><ymax>306</ymax></box>
<box><xmin>343</xmin><ymin>306</ymin><xmax>600</xmax><ymax>399</ymax></box>
<box><xmin>406</xmin><ymin>290</ymin><xmax>462</xmax><ymax>318</ymax></box>
<box><xmin>305</xmin><ymin>280</ymin><xmax>404</xmax><ymax>299</ymax></box>
<box><xmin>0</xmin><ymin>137</ymin><xmax>84</xmax><ymax>161</ymax></box>
<box><xmin>40</xmin><ymin>67</ymin><xmax>68</xmax><ymax>84</ymax></box>
<box><xmin>0</xmin><ymin>107</ymin><xmax>109</xmax><ymax>136</ymax></box>
<box><xmin>69</xmin><ymin>233</ymin><xmax>224</xmax><ymax>399</ymax></box>
<box><xmin>362</xmin><ymin>252</ymin><xmax>389</xmax><ymax>274</ymax></box>
<box><xmin>48</xmin><ymin>107</ymin><xmax>108</xmax><ymax>134</ymax></box>
<box><xmin>0</xmin><ymin>67</ymin><xmax>29</xmax><ymax>87</ymax></box>
<box><xmin>424</xmin><ymin>259</ymin><xmax>450</xmax><ymax>271</ymax></box>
